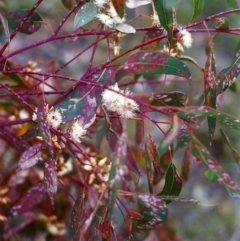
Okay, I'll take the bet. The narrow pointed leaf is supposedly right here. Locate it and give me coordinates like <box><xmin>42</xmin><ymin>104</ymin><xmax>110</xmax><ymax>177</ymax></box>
<box><xmin>192</xmin><ymin>143</ymin><xmax>240</xmax><ymax>198</ymax></box>
<box><xmin>217</xmin><ymin>50</ymin><xmax>240</xmax><ymax>94</ymax></box>
<box><xmin>158</xmin><ymin>163</ymin><xmax>182</xmax><ymax>203</ymax></box>
<box><xmin>89</xmin><ymin>206</ymin><xmax>108</xmax><ymax>241</ymax></box>
<box><xmin>44</xmin><ymin>158</ymin><xmax>58</xmax><ymax>206</ymax></box>
<box><xmin>190</xmin><ymin>0</ymin><xmax>204</xmax><ymax>22</ymax></box>
<box><xmin>73</xmin><ymin>3</ymin><xmax>97</xmax><ymax>30</ymax></box>
<box><xmin>204</xmin><ymin>42</ymin><xmax>217</xmax><ymax>144</ymax></box>
<box><xmin>5</xmin><ymin>10</ymin><xmax>43</xmax><ymax>34</ymax></box>
<box><xmin>100</xmin><ymin>220</ymin><xmax>117</xmax><ymax>241</ymax></box>
<box><xmin>136</xmin><ymin>194</ymin><xmax>168</xmax><ymax>230</ymax></box>
<box><xmin>10</xmin><ymin>183</ymin><xmax>46</xmax><ymax>215</ymax></box>
<box><xmin>124</xmin><ymin>51</ymin><xmax>191</xmax><ymax>80</ymax></box>
<box><xmin>17</xmin><ymin>143</ymin><xmax>42</xmax><ymax>171</ymax></box>
<box><xmin>179</xmin><ymin>106</ymin><xmax>240</xmax><ymax>130</ymax></box>
<box><xmin>71</xmin><ymin>195</ymin><xmax>85</xmax><ymax>241</ymax></box>
<box><xmin>37</xmin><ymin>101</ymin><xmax>53</xmax><ymax>156</ymax></box>
<box><xmin>152</xmin><ymin>0</ymin><xmax>173</xmax><ymax>41</ymax></box>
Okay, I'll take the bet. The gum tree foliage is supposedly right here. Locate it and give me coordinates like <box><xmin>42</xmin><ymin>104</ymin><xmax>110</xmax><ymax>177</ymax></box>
<box><xmin>0</xmin><ymin>0</ymin><xmax>240</xmax><ymax>240</ymax></box>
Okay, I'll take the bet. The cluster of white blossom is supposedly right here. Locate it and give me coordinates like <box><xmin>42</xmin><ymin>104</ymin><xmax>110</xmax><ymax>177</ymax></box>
<box><xmin>94</xmin><ymin>0</ymin><xmax>125</xmax><ymax>28</ymax></box>
<box><xmin>161</xmin><ymin>29</ymin><xmax>193</xmax><ymax>57</ymax></box>
<box><xmin>101</xmin><ymin>83</ymin><xmax>139</xmax><ymax>119</ymax></box>
<box><xmin>32</xmin><ymin>106</ymin><xmax>87</xmax><ymax>144</ymax></box>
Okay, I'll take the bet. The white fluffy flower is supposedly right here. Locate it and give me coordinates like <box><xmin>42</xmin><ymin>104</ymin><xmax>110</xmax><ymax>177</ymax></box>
<box><xmin>179</xmin><ymin>29</ymin><xmax>192</xmax><ymax>48</ymax></box>
<box><xmin>69</xmin><ymin>120</ymin><xmax>87</xmax><ymax>143</ymax></box>
<box><xmin>47</xmin><ymin>108</ymin><xmax>63</xmax><ymax>129</ymax></box>
<box><xmin>32</xmin><ymin>108</ymin><xmax>37</xmax><ymax>121</ymax></box>
<box><xmin>96</xmin><ymin>13</ymin><xmax>114</xmax><ymax>27</ymax></box>
<box><xmin>94</xmin><ymin>0</ymin><xmax>108</xmax><ymax>8</ymax></box>
<box><xmin>151</xmin><ymin>12</ymin><xmax>160</xmax><ymax>27</ymax></box>
<box><xmin>101</xmin><ymin>83</ymin><xmax>139</xmax><ymax>119</ymax></box>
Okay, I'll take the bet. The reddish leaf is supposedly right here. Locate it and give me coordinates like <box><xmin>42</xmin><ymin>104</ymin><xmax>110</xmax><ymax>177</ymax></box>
<box><xmin>146</xmin><ymin>134</ymin><xmax>164</xmax><ymax>177</ymax></box>
<box><xmin>100</xmin><ymin>220</ymin><xmax>117</xmax><ymax>241</ymax></box>
<box><xmin>89</xmin><ymin>206</ymin><xmax>108</xmax><ymax>241</ymax></box>
<box><xmin>10</xmin><ymin>183</ymin><xmax>46</xmax><ymax>215</ymax></box>
<box><xmin>37</xmin><ymin>100</ymin><xmax>53</xmax><ymax>156</ymax></box>
<box><xmin>79</xmin><ymin>95</ymin><xmax>97</xmax><ymax>128</ymax></box>
<box><xmin>5</xmin><ymin>10</ymin><xmax>43</xmax><ymax>34</ymax></box>
<box><xmin>112</xmin><ymin>0</ymin><xmax>125</xmax><ymax>18</ymax></box>
<box><xmin>17</xmin><ymin>143</ymin><xmax>42</xmax><ymax>171</ymax></box>
<box><xmin>204</xmin><ymin>41</ymin><xmax>217</xmax><ymax>144</ymax></box>
<box><xmin>71</xmin><ymin>194</ymin><xmax>93</xmax><ymax>241</ymax></box>
<box><xmin>44</xmin><ymin>158</ymin><xmax>58</xmax><ymax>206</ymax></box>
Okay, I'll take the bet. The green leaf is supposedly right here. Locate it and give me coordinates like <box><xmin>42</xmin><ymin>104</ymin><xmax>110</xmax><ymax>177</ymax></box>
<box><xmin>190</xmin><ymin>0</ymin><xmax>204</xmax><ymax>22</ymax></box>
<box><xmin>217</xmin><ymin>50</ymin><xmax>240</xmax><ymax>94</ymax></box>
<box><xmin>192</xmin><ymin>143</ymin><xmax>240</xmax><ymax>198</ymax></box>
<box><xmin>124</xmin><ymin>51</ymin><xmax>192</xmax><ymax>80</ymax></box>
<box><xmin>226</xmin><ymin>0</ymin><xmax>240</xmax><ymax>15</ymax></box>
<box><xmin>158</xmin><ymin>163</ymin><xmax>182</xmax><ymax>203</ymax></box>
<box><xmin>149</xmin><ymin>91</ymin><xmax>188</xmax><ymax>107</ymax></box>
<box><xmin>73</xmin><ymin>3</ymin><xmax>97</xmax><ymax>30</ymax></box>
<box><xmin>204</xmin><ymin>42</ymin><xmax>217</xmax><ymax>144</ymax></box>
<box><xmin>136</xmin><ymin>194</ymin><xmax>168</xmax><ymax>231</ymax></box>
<box><xmin>5</xmin><ymin>10</ymin><xmax>43</xmax><ymax>34</ymax></box>
<box><xmin>205</xmin><ymin>169</ymin><xmax>218</xmax><ymax>182</ymax></box>
<box><xmin>152</xmin><ymin>0</ymin><xmax>173</xmax><ymax>41</ymax></box>
<box><xmin>179</xmin><ymin>106</ymin><xmax>240</xmax><ymax>130</ymax></box>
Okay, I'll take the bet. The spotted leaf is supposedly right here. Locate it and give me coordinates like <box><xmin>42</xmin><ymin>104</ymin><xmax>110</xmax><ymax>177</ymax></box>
<box><xmin>192</xmin><ymin>143</ymin><xmax>240</xmax><ymax>198</ymax></box>
<box><xmin>136</xmin><ymin>194</ymin><xmax>168</xmax><ymax>230</ymax></box>
<box><xmin>217</xmin><ymin>50</ymin><xmax>240</xmax><ymax>94</ymax></box>
<box><xmin>124</xmin><ymin>51</ymin><xmax>191</xmax><ymax>80</ymax></box>
<box><xmin>5</xmin><ymin>10</ymin><xmax>43</xmax><ymax>34</ymax></box>
<box><xmin>17</xmin><ymin>143</ymin><xmax>42</xmax><ymax>171</ymax></box>
<box><xmin>179</xmin><ymin>106</ymin><xmax>240</xmax><ymax>130</ymax></box>
<box><xmin>44</xmin><ymin>158</ymin><xmax>58</xmax><ymax>206</ymax></box>
<box><xmin>10</xmin><ymin>183</ymin><xmax>46</xmax><ymax>215</ymax></box>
